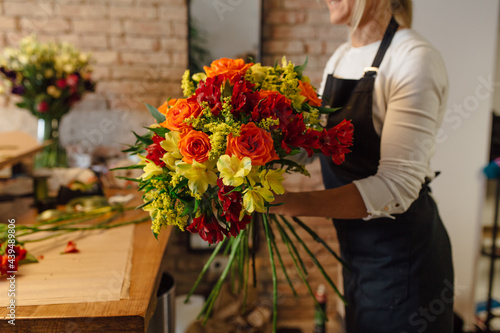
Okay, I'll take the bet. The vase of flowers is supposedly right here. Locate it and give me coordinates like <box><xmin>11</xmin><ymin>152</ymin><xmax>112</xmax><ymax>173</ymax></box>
<box><xmin>0</xmin><ymin>35</ymin><xmax>96</xmax><ymax>168</ymax></box>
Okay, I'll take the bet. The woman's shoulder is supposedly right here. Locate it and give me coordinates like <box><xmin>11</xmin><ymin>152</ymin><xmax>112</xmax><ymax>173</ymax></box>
<box><xmin>389</xmin><ymin>29</ymin><xmax>445</xmax><ymax>66</ymax></box>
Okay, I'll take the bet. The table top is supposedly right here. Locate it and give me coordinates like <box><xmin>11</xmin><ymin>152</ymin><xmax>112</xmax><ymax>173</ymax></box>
<box><xmin>0</xmin><ymin>190</ymin><xmax>172</xmax><ymax>333</ymax></box>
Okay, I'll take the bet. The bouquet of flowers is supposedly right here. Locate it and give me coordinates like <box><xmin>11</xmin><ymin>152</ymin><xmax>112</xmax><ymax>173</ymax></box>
<box><xmin>0</xmin><ymin>35</ymin><xmax>96</xmax><ymax>167</ymax></box>
<box><xmin>120</xmin><ymin>57</ymin><xmax>353</xmax><ymax>331</ymax></box>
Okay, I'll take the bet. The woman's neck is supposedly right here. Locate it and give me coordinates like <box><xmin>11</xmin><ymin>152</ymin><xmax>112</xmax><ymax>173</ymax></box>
<box><xmin>350</xmin><ymin>12</ymin><xmax>392</xmax><ymax>48</ymax></box>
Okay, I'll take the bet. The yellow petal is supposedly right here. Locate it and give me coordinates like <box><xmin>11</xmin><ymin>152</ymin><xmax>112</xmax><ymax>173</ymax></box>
<box><xmin>160</xmin><ymin>131</ymin><xmax>181</xmax><ymax>153</ymax></box>
<box><xmin>243</xmin><ymin>186</ymin><xmax>275</xmax><ymax>213</ymax></box>
<box><xmin>141</xmin><ymin>161</ymin><xmax>163</xmax><ymax>179</ymax></box>
<box><xmin>260</xmin><ymin>169</ymin><xmax>286</xmax><ymax>195</ymax></box>
<box><xmin>177</xmin><ymin>161</ymin><xmax>217</xmax><ymax>194</ymax></box>
<box><xmin>217</xmin><ymin>155</ymin><xmax>251</xmax><ymax>187</ymax></box>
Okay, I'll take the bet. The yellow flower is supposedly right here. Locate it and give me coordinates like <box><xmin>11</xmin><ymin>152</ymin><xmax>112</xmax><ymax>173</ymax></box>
<box><xmin>141</xmin><ymin>161</ymin><xmax>163</xmax><ymax>179</ymax></box>
<box><xmin>47</xmin><ymin>85</ymin><xmax>61</xmax><ymax>98</ymax></box>
<box><xmin>176</xmin><ymin>160</ymin><xmax>217</xmax><ymax>194</ymax></box>
<box><xmin>246</xmin><ymin>167</ymin><xmax>260</xmax><ymax>187</ymax></box>
<box><xmin>160</xmin><ymin>131</ymin><xmax>181</xmax><ymax>153</ymax></box>
<box><xmin>217</xmin><ymin>154</ymin><xmax>252</xmax><ymax>187</ymax></box>
<box><xmin>192</xmin><ymin>72</ymin><xmax>207</xmax><ymax>82</ymax></box>
<box><xmin>260</xmin><ymin>169</ymin><xmax>286</xmax><ymax>195</ymax></box>
<box><xmin>181</xmin><ymin>70</ymin><xmax>195</xmax><ymax>97</ymax></box>
<box><xmin>161</xmin><ymin>152</ymin><xmax>182</xmax><ymax>171</ymax></box>
<box><xmin>243</xmin><ymin>186</ymin><xmax>274</xmax><ymax>213</ymax></box>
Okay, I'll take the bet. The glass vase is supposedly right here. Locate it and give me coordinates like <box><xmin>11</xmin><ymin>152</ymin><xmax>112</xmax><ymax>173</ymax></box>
<box><xmin>35</xmin><ymin>117</ymin><xmax>68</xmax><ymax>168</ymax></box>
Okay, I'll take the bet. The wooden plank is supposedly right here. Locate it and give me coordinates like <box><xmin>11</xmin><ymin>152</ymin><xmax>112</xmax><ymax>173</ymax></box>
<box><xmin>0</xmin><ymin>195</ymin><xmax>172</xmax><ymax>332</ymax></box>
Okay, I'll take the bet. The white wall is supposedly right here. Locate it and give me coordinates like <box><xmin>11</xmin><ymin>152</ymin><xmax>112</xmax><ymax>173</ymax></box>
<box><xmin>413</xmin><ymin>1</ymin><xmax>499</xmax><ymax>329</ymax></box>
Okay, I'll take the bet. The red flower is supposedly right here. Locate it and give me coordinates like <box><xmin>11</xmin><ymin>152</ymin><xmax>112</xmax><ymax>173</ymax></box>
<box><xmin>56</xmin><ymin>78</ymin><xmax>67</xmax><ymax>89</ymax></box>
<box><xmin>63</xmin><ymin>241</ymin><xmax>80</xmax><ymax>254</ymax></box>
<box><xmin>319</xmin><ymin>120</ymin><xmax>354</xmax><ymax>165</ymax></box>
<box><xmin>0</xmin><ymin>244</ymin><xmax>27</xmax><ymax>276</ymax></box>
<box><xmin>252</xmin><ymin>91</ymin><xmax>293</xmax><ymax>129</ymax></box>
<box><xmin>146</xmin><ymin>135</ymin><xmax>166</xmax><ymax>167</ymax></box>
<box><xmin>195</xmin><ymin>76</ymin><xmax>223</xmax><ymax>116</ymax></box>
<box><xmin>186</xmin><ymin>215</ymin><xmax>226</xmax><ymax>244</ymax></box>
<box><xmin>227</xmin><ymin>214</ymin><xmax>251</xmax><ymax>237</ymax></box>
<box><xmin>66</xmin><ymin>74</ymin><xmax>79</xmax><ymax>87</ymax></box>
<box><xmin>280</xmin><ymin>114</ymin><xmax>307</xmax><ymax>154</ymax></box>
<box><xmin>230</xmin><ymin>75</ymin><xmax>257</xmax><ymax>117</ymax></box>
<box><xmin>37</xmin><ymin>101</ymin><xmax>49</xmax><ymax>113</ymax></box>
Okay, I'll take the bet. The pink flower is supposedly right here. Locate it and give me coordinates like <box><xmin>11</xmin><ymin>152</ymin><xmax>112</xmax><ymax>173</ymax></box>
<box><xmin>37</xmin><ymin>101</ymin><xmax>49</xmax><ymax>113</ymax></box>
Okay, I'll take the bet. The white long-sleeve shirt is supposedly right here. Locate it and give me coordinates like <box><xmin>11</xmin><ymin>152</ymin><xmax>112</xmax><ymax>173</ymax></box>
<box><xmin>319</xmin><ymin>28</ymin><xmax>448</xmax><ymax>220</ymax></box>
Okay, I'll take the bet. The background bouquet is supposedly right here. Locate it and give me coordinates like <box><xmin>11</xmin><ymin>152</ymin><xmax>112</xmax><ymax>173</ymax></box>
<box><xmin>121</xmin><ymin>57</ymin><xmax>353</xmax><ymax>331</ymax></box>
<box><xmin>0</xmin><ymin>35</ymin><xmax>96</xmax><ymax>167</ymax></box>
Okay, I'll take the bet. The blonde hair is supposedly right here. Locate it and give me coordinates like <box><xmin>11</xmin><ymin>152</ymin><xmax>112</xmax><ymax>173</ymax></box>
<box><xmin>351</xmin><ymin>0</ymin><xmax>412</xmax><ymax>32</ymax></box>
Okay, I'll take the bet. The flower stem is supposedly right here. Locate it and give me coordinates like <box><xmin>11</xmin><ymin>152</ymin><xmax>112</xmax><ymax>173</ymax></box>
<box><xmin>279</xmin><ymin>215</ymin><xmax>346</xmax><ymax>304</ymax></box>
<box><xmin>185</xmin><ymin>238</ymin><xmax>227</xmax><ymax>303</ymax></box>
<box><xmin>262</xmin><ymin>213</ymin><xmax>277</xmax><ymax>332</ymax></box>
<box><xmin>291</xmin><ymin>216</ymin><xmax>348</xmax><ymax>268</ymax></box>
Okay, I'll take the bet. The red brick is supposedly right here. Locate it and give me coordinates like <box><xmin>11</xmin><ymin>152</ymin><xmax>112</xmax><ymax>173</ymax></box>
<box><xmin>282</xmin><ymin>0</ymin><xmax>323</xmax><ymax>10</ymax></box>
<box><xmin>57</xmin><ymin>4</ymin><xmax>108</xmax><ymax>18</ymax></box>
<box><xmin>87</xmin><ymin>0</ymin><xmax>133</xmax><ymax>4</ymax></box>
<box><xmin>171</xmin><ymin>22</ymin><xmax>187</xmax><ymax>38</ymax></box>
<box><xmin>0</xmin><ymin>17</ymin><xmax>16</xmax><ymax>32</ymax></box>
<box><xmin>158</xmin><ymin>6</ymin><xmax>187</xmax><ymax>22</ymax></box>
<box><xmin>265</xmin><ymin>41</ymin><xmax>305</xmax><ymax>55</ymax></box>
<box><xmin>264</xmin><ymin>10</ymin><xmax>306</xmax><ymax>25</ymax></box>
<box><xmin>160</xmin><ymin>38</ymin><xmax>188</xmax><ymax>52</ymax></box>
<box><xmin>140</xmin><ymin>0</ymin><xmax>185</xmax><ymax>4</ymax></box>
<box><xmin>124</xmin><ymin>21</ymin><xmax>171</xmax><ymax>37</ymax></box>
<box><xmin>4</xmin><ymin>2</ymin><xmax>40</xmax><ymax>16</ymax></box>
<box><xmin>305</xmin><ymin>11</ymin><xmax>331</xmax><ymax>25</ymax></box>
<box><xmin>73</xmin><ymin>19</ymin><xmax>122</xmax><ymax>34</ymax></box>
<box><xmin>91</xmin><ymin>51</ymin><xmax>119</xmax><ymax>64</ymax></box>
<box><xmin>271</xmin><ymin>26</ymin><xmax>316</xmax><ymax>40</ymax></box>
<box><xmin>90</xmin><ymin>66</ymin><xmax>111</xmax><ymax>80</ymax></box>
<box><xmin>110</xmin><ymin>36</ymin><xmax>160</xmax><ymax>52</ymax></box>
<box><xmin>121</xmin><ymin>52</ymin><xmax>171</xmax><ymax>65</ymax></box>
<box><xmin>78</xmin><ymin>35</ymin><xmax>108</xmax><ymax>49</ymax></box>
<box><xmin>109</xmin><ymin>5</ymin><xmax>157</xmax><ymax>19</ymax></box>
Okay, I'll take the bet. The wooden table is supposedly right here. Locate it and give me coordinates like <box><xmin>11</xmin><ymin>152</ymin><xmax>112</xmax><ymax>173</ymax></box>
<box><xmin>0</xmin><ymin>192</ymin><xmax>173</xmax><ymax>333</ymax></box>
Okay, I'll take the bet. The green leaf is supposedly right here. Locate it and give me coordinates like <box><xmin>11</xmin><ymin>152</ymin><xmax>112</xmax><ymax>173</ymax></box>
<box><xmin>152</xmin><ymin>230</ymin><xmax>159</xmax><ymax>240</ymax></box>
<box><xmin>137</xmin><ymin>198</ymin><xmax>154</xmax><ymax>210</ymax></box>
<box><xmin>133</xmin><ymin>131</ymin><xmax>153</xmax><ymax>146</ymax></box>
<box><xmin>18</xmin><ymin>253</ymin><xmax>38</xmax><ymax>265</ymax></box>
<box><xmin>317</xmin><ymin>106</ymin><xmax>342</xmax><ymax>114</ymax></box>
<box><xmin>115</xmin><ymin>176</ymin><xmax>141</xmax><ymax>182</ymax></box>
<box><xmin>294</xmin><ymin>57</ymin><xmax>308</xmax><ymax>78</ymax></box>
<box><xmin>146</xmin><ymin>103</ymin><xmax>166</xmax><ymax>124</ymax></box>
<box><xmin>109</xmin><ymin>164</ymin><xmax>144</xmax><ymax>171</ymax></box>
<box><xmin>146</xmin><ymin>126</ymin><xmax>170</xmax><ymax>137</ymax></box>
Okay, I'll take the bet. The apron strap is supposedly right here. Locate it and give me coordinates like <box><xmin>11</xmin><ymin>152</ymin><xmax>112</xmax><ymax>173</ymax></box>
<box><xmin>364</xmin><ymin>17</ymin><xmax>400</xmax><ymax>77</ymax></box>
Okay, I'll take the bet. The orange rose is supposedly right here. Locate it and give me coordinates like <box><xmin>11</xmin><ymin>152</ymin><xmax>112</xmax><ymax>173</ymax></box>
<box><xmin>160</xmin><ymin>99</ymin><xmax>201</xmax><ymax>131</ymax></box>
<box><xmin>298</xmin><ymin>80</ymin><xmax>322</xmax><ymax>107</ymax></box>
<box><xmin>203</xmin><ymin>58</ymin><xmax>253</xmax><ymax>84</ymax></box>
<box><xmin>158</xmin><ymin>98</ymin><xmax>177</xmax><ymax>115</ymax></box>
<box><xmin>178</xmin><ymin>129</ymin><xmax>211</xmax><ymax>164</ymax></box>
<box><xmin>226</xmin><ymin>122</ymin><xmax>279</xmax><ymax>166</ymax></box>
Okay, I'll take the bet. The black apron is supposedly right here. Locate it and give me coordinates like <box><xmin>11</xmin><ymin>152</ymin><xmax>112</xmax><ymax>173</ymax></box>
<box><xmin>320</xmin><ymin>18</ymin><xmax>454</xmax><ymax>332</ymax></box>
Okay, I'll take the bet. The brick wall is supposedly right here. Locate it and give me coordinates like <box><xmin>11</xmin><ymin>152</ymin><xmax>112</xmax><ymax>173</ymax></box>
<box><xmin>0</xmin><ymin>0</ymin><xmax>349</xmax><ymax>328</ymax></box>
<box><xmin>0</xmin><ymin>0</ymin><xmax>187</xmax><ymax>112</ymax></box>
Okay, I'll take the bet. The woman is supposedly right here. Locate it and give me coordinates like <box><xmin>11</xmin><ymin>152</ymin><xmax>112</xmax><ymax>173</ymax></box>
<box><xmin>271</xmin><ymin>0</ymin><xmax>454</xmax><ymax>331</ymax></box>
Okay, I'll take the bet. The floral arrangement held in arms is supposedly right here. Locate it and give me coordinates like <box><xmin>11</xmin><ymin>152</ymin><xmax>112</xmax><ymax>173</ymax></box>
<box><xmin>120</xmin><ymin>57</ymin><xmax>353</xmax><ymax>331</ymax></box>
<box><xmin>0</xmin><ymin>35</ymin><xmax>96</xmax><ymax>167</ymax></box>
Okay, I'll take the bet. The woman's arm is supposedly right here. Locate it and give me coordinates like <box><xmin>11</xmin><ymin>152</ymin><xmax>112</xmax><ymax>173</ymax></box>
<box><xmin>270</xmin><ymin>183</ymin><xmax>368</xmax><ymax>219</ymax></box>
